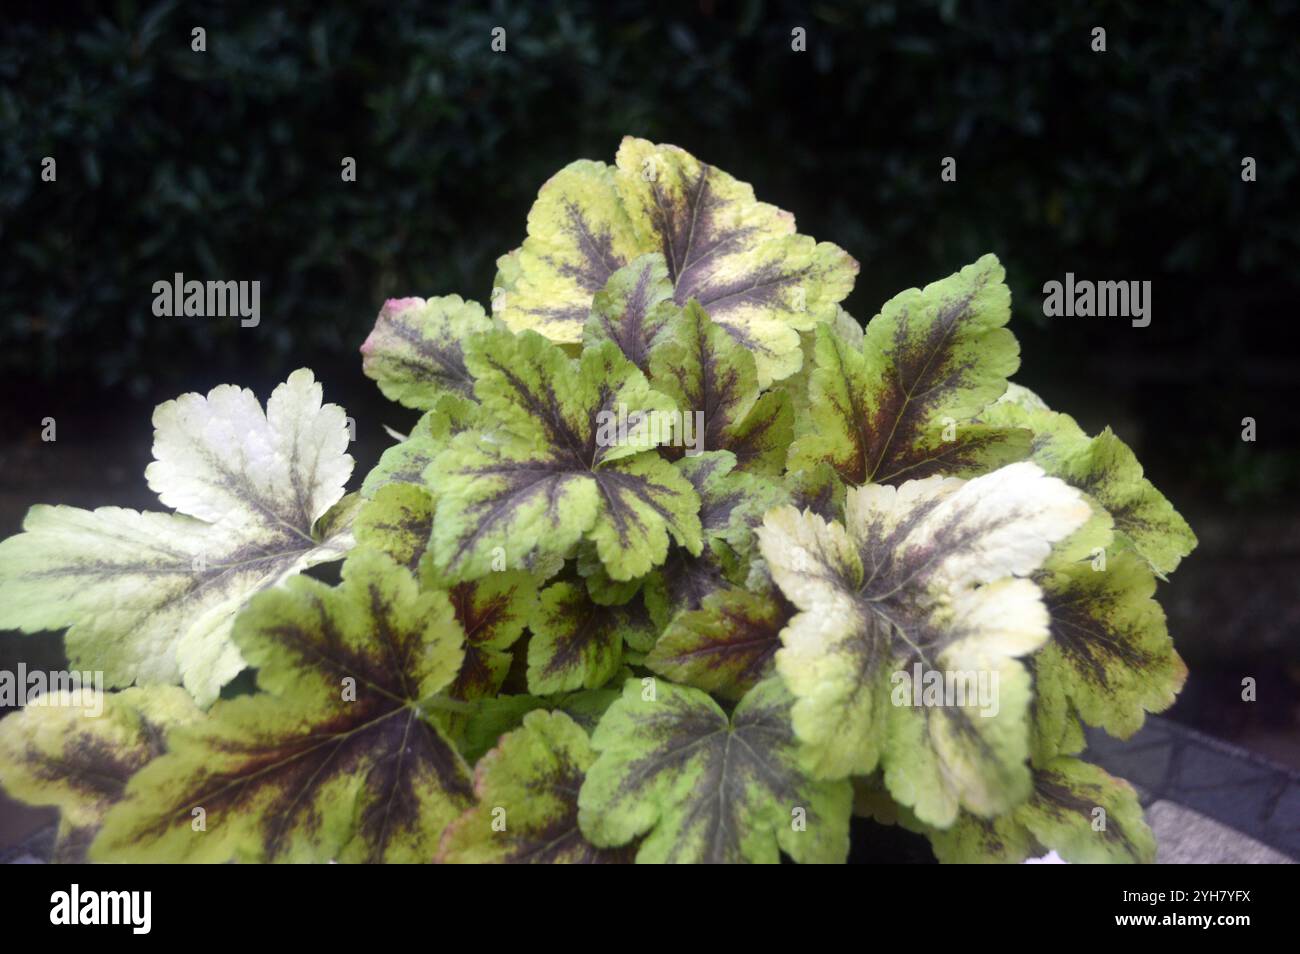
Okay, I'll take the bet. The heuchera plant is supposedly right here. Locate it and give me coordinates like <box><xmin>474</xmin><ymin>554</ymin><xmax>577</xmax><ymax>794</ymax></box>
<box><xmin>0</xmin><ymin>138</ymin><xmax>1196</xmax><ymax>864</ymax></box>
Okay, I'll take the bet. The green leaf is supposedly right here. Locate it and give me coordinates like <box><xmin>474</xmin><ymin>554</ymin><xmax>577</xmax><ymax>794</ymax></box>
<box><xmin>431</xmin><ymin>567</ymin><xmax>538</xmax><ymax>701</ymax></box>
<box><xmin>785</xmin><ymin>461</ymin><xmax>848</xmax><ymax>524</ymax></box>
<box><xmin>583</xmin><ymin>253</ymin><xmax>678</xmax><ymax>371</ymax></box>
<box><xmin>572</xmin><ymin>555</ymin><xmax>661</xmax><ymax>655</ymax></box>
<box><xmin>437</xmin><ymin>710</ymin><xmax>633</xmax><ymax>863</ymax></box>
<box><xmin>495</xmin><ymin>138</ymin><xmax>858</xmax><ymax>386</ymax></box>
<box><xmin>616</xmin><ymin>138</ymin><xmax>858</xmax><ymax>385</ymax></box>
<box><xmin>789</xmin><ymin>254</ymin><xmax>1030</xmax><ymax>485</ymax></box>
<box><xmin>982</xmin><ymin>401</ymin><xmax>1197</xmax><ymax>575</ymax></box>
<box><xmin>91</xmin><ymin>550</ymin><xmax>472</xmax><ymax>863</ymax></box>
<box><xmin>527</xmin><ymin>580</ymin><xmax>655</xmax><ymax>694</ymax></box>
<box><xmin>578</xmin><ymin>678</ymin><xmax>851</xmax><ymax>863</ymax></box>
<box><xmin>0</xmin><ymin>686</ymin><xmax>202</xmax><ymax>862</ymax></box>
<box><xmin>428</xmin><ymin>330</ymin><xmax>702</xmax><ymax>581</ymax></box>
<box><xmin>1085</xmin><ymin>431</ymin><xmax>1197</xmax><ymax>575</ymax></box>
<box><xmin>649</xmin><ymin>301</ymin><xmax>794</xmax><ymax>474</ymax></box>
<box><xmin>777</xmin><ymin>309</ymin><xmax>862</xmax><ymax>429</ymax></box>
<box><xmin>756</xmin><ymin>462</ymin><xmax>1090</xmax><ymax>826</ymax></box>
<box><xmin>633</xmin><ymin>451</ymin><xmax>788</xmax><ymax>630</ymax></box>
<box><xmin>493</xmin><ymin>158</ymin><xmax>643</xmax><ymax>343</ymax></box>
<box><xmin>361</xmin><ymin>295</ymin><xmax>495</xmax><ymax>410</ymax></box>
<box><xmin>641</xmin><ymin>539</ymin><xmax>741</xmax><ymax>629</ymax></box>
<box><xmin>678</xmin><ymin>450</ymin><xmax>789</xmax><ymax>561</ymax></box>
<box><xmin>458</xmin><ymin>688</ymin><xmax>620</xmax><ymax>765</ymax></box>
<box><xmin>0</xmin><ymin>369</ymin><xmax>355</xmax><ymax>705</ymax></box>
<box><xmin>1028</xmin><ymin>655</ymin><xmax>1089</xmax><ymax>766</ymax></box>
<box><xmin>645</xmin><ymin>585</ymin><xmax>791</xmax><ymax>700</ymax></box>
<box><xmin>576</xmin><ymin>543</ymin><xmax>643</xmax><ymax>607</ymax></box>
<box><xmin>928</xmin><ymin>757</ymin><xmax>1155</xmax><ymax>864</ymax></box>
<box><xmin>1034</xmin><ymin>534</ymin><xmax>1187</xmax><ymax>741</ymax></box>
<box><xmin>354</xmin><ymin>483</ymin><xmax>434</xmax><ymax>573</ymax></box>
<box><xmin>361</xmin><ymin>394</ymin><xmax>479</xmax><ymax>498</ymax></box>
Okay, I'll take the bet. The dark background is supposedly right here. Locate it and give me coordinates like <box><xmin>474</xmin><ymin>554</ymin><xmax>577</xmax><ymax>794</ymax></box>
<box><xmin>1</xmin><ymin>0</ymin><xmax>1298</xmax><ymax>844</ymax></box>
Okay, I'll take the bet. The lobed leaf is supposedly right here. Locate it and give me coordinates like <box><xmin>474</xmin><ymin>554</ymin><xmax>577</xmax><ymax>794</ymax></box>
<box><xmin>361</xmin><ymin>393</ymin><xmax>480</xmax><ymax>498</ymax></box>
<box><xmin>578</xmin><ymin>678</ymin><xmax>851</xmax><ymax>863</ymax></box>
<box><xmin>648</xmin><ymin>301</ymin><xmax>793</xmax><ymax>473</ymax></box>
<box><xmin>677</xmin><ymin>450</ymin><xmax>790</xmax><ymax>560</ymax></box>
<box><xmin>419</xmin><ymin>562</ymin><xmax>538</xmax><ymax>703</ymax></box>
<box><xmin>428</xmin><ymin>330</ymin><xmax>701</xmax><ymax>581</ymax></box>
<box><xmin>982</xmin><ymin>400</ymin><xmax>1197</xmax><ymax>576</ymax></box>
<box><xmin>1032</xmin><ymin>520</ymin><xmax>1186</xmax><ymax>742</ymax></box>
<box><xmin>437</xmin><ymin>710</ymin><xmax>633</xmax><ymax>863</ymax></box>
<box><xmin>495</xmin><ymin>138</ymin><xmax>857</xmax><ymax>386</ymax></box>
<box><xmin>789</xmin><ymin>254</ymin><xmax>1029</xmax><ymax>486</ymax></box>
<box><xmin>361</xmin><ymin>295</ymin><xmax>496</xmax><ymax>410</ymax></box>
<box><xmin>527</xmin><ymin>580</ymin><xmax>655</xmax><ymax>694</ymax></box>
<box><xmin>0</xmin><ymin>686</ymin><xmax>202</xmax><ymax>862</ymax></box>
<box><xmin>92</xmin><ymin>550</ymin><xmax>472</xmax><ymax>863</ymax></box>
<box><xmin>583</xmin><ymin>253</ymin><xmax>678</xmax><ymax>371</ymax></box>
<box><xmin>645</xmin><ymin>585</ymin><xmax>791</xmax><ymax>700</ymax></box>
<box><xmin>458</xmin><ymin>687</ymin><xmax>621</xmax><ymax>765</ymax></box>
<box><xmin>928</xmin><ymin>757</ymin><xmax>1155</xmax><ymax>864</ymax></box>
<box><xmin>757</xmin><ymin>461</ymin><xmax>1090</xmax><ymax>826</ymax></box>
<box><xmin>0</xmin><ymin>369</ymin><xmax>355</xmax><ymax>704</ymax></box>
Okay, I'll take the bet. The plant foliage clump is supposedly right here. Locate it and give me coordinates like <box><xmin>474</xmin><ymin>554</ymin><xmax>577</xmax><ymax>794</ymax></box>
<box><xmin>0</xmin><ymin>139</ymin><xmax>1196</xmax><ymax>864</ymax></box>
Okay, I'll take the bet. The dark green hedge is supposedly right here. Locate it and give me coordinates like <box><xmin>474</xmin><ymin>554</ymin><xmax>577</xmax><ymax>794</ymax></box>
<box><xmin>3</xmin><ymin>0</ymin><xmax>1297</xmax><ymax>499</ymax></box>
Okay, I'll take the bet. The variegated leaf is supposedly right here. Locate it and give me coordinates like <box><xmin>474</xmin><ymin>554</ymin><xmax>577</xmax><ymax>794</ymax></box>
<box><xmin>527</xmin><ymin>580</ymin><xmax>656</xmax><ymax>694</ymax></box>
<box><xmin>789</xmin><ymin>255</ymin><xmax>1029</xmax><ymax>486</ymax></box>
<box><xmin>361</xmin><ymin>394</ymin><xmax>480</xmax><ymax>498</ymax></box>
<box><xmin>645</xmin><ymin>584</ymin><xmax>791</xmax><ymax>700</ymax></box>
<box><xmin>583</xmin><ymin>253</ymin><xmax>678</xmax><ymax>371</ymax></box>
<box><xmin>438</xmin><ymin>710</ymin><xmax>634</xmax><ymax>863</ymax></box>
<box><xmin>428</xmin><ymin>331</ymin><xmax>701</xmax><ymax>582</ymax></box>
<box><xmin>981</xmin><ymin>400</ymin><xmax>1197</xmax><ymax>576</ymax></box>
<box><xmin>361</xmin><ymin>295</ymin><xmax>496</xmax><ymax>410</ymax></box>
<box><xmin>0</xmin><ymin>369</ymin><xmax>355</xmax><ymax>705</ymax></box>
<box><xmin>928</xmin><ymin>757</ymin><xmax>1155</xmax><ymax>864</ymax></box>
<box><xmin>0</xmin><ymin>686</ymin><xmax>202</xmax><ymax>862</ymax></box>
<box><xmin>578</xmin><ymin>678</ymin><xmax>851</xmax><ymax>863</ymax></box>
<box><xmin>354</xmin><ymin>483</ymin><xmax>434</xmax><ymax>573</ymax></box>
<box><xmin>649</xmin><ymin>301</ymin><xmax>793</xmax><ymax>474</ymax></box>
<box><xmin>419</xmin><ymin>561</ymin><xmax>538</xmax><ymax>703</ymax></box>
<box><xmin>92</xmin><ymin>550</ymin><xmax>472</xmax><ymax>863</ymax></box>
<box><xmin>495</xmin><ymin>138</ymin><xmax>857</xmax><ymax>386</ymax></box>
<box><xmin>757</xmin><ymin>461</ymin><xmax>1090</xmax><ymax>826</ymax></box>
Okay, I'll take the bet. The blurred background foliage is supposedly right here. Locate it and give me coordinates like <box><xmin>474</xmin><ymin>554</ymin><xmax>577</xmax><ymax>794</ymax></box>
<box><xmin>1</xmin><ymin>0</ymin><xmax>1298</xmax><ymax>756</ymax></box>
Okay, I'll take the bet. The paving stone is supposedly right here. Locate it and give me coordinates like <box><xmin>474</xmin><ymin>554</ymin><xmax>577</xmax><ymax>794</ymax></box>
<box><xmin>1148</xmin><ymin>801</ymin><xmax>1294</xmax><ymax>864</ymax></box>
<box><xmin>1090</xmin><ymin>716</ymin><xmax>1300</xmax><ymax>860</ymax></box>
